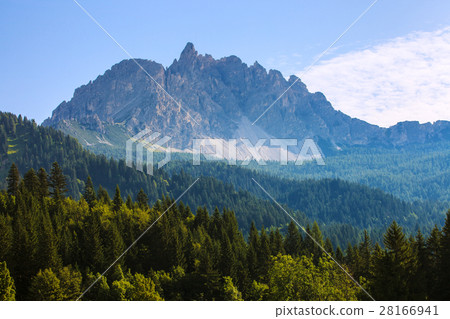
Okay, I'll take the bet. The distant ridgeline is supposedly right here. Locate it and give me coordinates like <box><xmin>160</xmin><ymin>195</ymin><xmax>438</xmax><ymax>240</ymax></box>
<box><xmin>0</xmin><ymin>112</ymin><xmax>447</xmax><ymax>248</ymax></box>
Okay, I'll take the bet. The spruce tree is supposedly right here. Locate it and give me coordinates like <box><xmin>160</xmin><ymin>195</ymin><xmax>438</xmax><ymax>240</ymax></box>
<box><xmin>136</xmin><ymin>188</ymin><xmax>148</xmax><ymax>209</ymax></box>
<box><xmin>126</xmin><ymin>195</ymin><xmax>133</xmax><ymax>209</ymax></box>
<box><xmin>357</xmin><ymin>230</ymin><xmax>373</xmax><ymax>280</ymax></box>
<box><xmin>83</xmin><ymin>176</ymin><xmax>96</xmax><ymax>208</ymax></box>
<box><xmin>381</xmin><ymin>221</ymin><xmax>413</xmax><ymax>300</ymax></box>
<box><xmin>335</xmin><ymin>246</ymin><xmax>344</xmax><ymax>263</ymax></box>
<box><xmin>83</xmin><ymin>209</ymin><xmax>105</xmax><ymax>272</ymax></box>
<box><xmin>0</xmin><ymin>214</ymin><xmax>13</xmax><ymax>261</ymax></box>
<box><xmin>310</xmin><ymin>221</ymin><xmax>324</xmax><ymax>263</ymax></box>
<box><xmin>112</xmin><ymin>185</ymin><xmax>123</xmax><ymax>212</ymax></box>
<box><xmin>194</xmin><ymin>207</ymin><xmax>209</xmax><ymax>229</ymax></box>
<box><xmin>270</xmin><ymin>229</ymin><xmax>285</xmax><ymax>256</ymax></box>
<box><xmin>36</xmin><ymin>211</ymin><xmax>61</xmax><ymax>271</ymax></box>
<box><xmin>219</xmin><ymin>231</ymin><xmax>235</xmax><ymax>276</ymax></box>
<box><xmin>247</xmin><ymin>222</ymin><xmax>259</xmax><ymax>281</ymax></box>
<box><xmin>284</xmin><ymin>221</ymin><xmax>302</xmax><ymax>257</ymax></box>
<box><xmin>438</xmin><ymin>210</ymin><xmax>450</xmax><ymax>300</ymax></box>
<box><xmin>97</xmin><ymin>185</ymin><xmax>110</xmax><ymax>204</ymax></box>
<box><xmin>324</xmin><ymin>238</ymin><xmax>334</xmax><ymax>257</ymax></box>
<box><xmin>49</xmin><ymin>162</ymin><xmax>67</xmax><ymax>201</ymax></box>
<box><xmin>23</xmin><ymin>168</ymin><xmax>40</xmax><ymax>195</ymax></box>
<box><xmin>257</xmin><ymin>227</ymin><xmax>271</xmax><ymax>280</ymax></box>
<box><xmin>426</xmin><ymin>225</ymin><xmax>442</xmax><ymax>299</ymax></box>
<box><xmin>6</xmin><ymin>163</ymin><xmax>20</xmax><ymax>196</ymax></box>
<box><xmin>410</xmin><ymin>229</ymin><xmax>428</xmax><ymax>300</ymax></box>
<box><xmin>37</xmin><ymin>167</ymin><xmax>49</xmax><ymax>198</ymax></box>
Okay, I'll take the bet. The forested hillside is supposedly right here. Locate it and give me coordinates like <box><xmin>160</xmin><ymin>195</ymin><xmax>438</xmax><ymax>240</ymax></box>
<box><xmin>251</xmin><ymin>143</ymin><xmax>450</xmax><ymax>203</ymax></box>
<box><xmin>1</xmin><ymin>112</ymin><xmax>448</xmax><ymax>249</ymax></box>
<box><xmin>0</xmin><ymin>112</ymin><xmax>306</xmax><ymax>235</ymax></box>
<box><xmin>1</xmin><ymin>165</ymin><xmax>450</xmax><ymax>301</ymax></box>
<box><xmin>166</xmin><ymin>161</ymin><xmax>446</xmax><ymax>234</ymax></box>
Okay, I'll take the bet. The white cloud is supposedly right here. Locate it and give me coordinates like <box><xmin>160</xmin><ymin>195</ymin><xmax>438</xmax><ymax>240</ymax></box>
<box><xmin>301</xmin><ymin>27</ymin><xmax>450</xmax><ymax>127</ymax></box>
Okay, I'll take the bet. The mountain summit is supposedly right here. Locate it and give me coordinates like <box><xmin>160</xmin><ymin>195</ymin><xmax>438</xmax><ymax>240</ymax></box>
<box><xmin>43</xmin><ymin>43</ymin><xmax>450</xmax><ymax>157</ymax></box>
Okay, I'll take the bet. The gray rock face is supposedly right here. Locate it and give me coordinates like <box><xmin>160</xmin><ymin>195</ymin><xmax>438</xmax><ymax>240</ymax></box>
<box><xmin>43</xmin><ymin>42</ymin><xmax>450</xmax><ymax>152</ymax></box>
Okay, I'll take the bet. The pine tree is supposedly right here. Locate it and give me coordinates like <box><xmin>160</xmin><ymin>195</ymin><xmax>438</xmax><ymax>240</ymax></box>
<box><xmin>102</xmin><ymin>221</ymin><xmax>125</xmax><ymax>269</ymax></box>
<box><xmin>410</xmin><ymin>229</ymin><xmax>428</xmax><ymax>300</ymax></box>
<box><xmin>0</xmin><ymin>214</ymin><xmax>13</xmax><ymax>261</ymax></box>
<box><xmin>356</xmin><ymin>230</ymin><xmax>373</xmax><ymax>280</ymax></box>
<box><xmin>257</xmin><ymin>227</ymin><xmax>271</xmax><ymax>280</ymax></box>
<box><xmin>49</xmin><ymin>162</ymin><xmax>67</xmax><ymax>201</ymax></box>
<box><xmin>379</xmin><ymin>221</ymin><xmax>413</xmax><ymax>300</ymax></box>
<box><xmin>83</xmin><ymin>209</ymin><xmax>105</xmax><ymax>272</ymax></box>
<box><xmin>209</xmin><ymin>207</ymin><xmax>222</xmax><ymax>240</ymax></box>
<box><xmin>97</xmin><ymin>185</ymin><xmax>110</xmax><ymax>204</ymax></box>
<box><xmin>219</xmin><ymin>230</ymin><xmax>235</xmax><ymax>277</ymax></box>
<box><xmin>270</xmin><ymin>228</ymin><xmax>285</xmax><ymax>256</ymax></box>
<box><xmin>6</xmin><ymin>163</ymin><xmax>20</xmax><ymax>196</ymax></box>
<box><xmin>36</xmin><ymin>211</ymin><xmax>61</xmax><ymax>271</ymax></box>
<box><xmin>324</xmin><ymin>238</ymin><xmax>334</xmax><ymax>257</ymax></box>
<box><xmin>438</xmin><ymin>210</ymin><xmax>450</xmax><ymax>300</ymax></box>
<box><xmin>284</xmin><ymin>221</ymin><xmax>302</xmax><ymax>257</ymax></box>
<box><xmin>335</xmin><ymin>246</ymin><xmax>344</xmax><ymax>263</ymax></box>
<box><xmin>194</xmin><ymin>207</ymin><xmax>209</xmax><ymax>229</ymax></box>
<box><xmin>112</xmin><ymin>185</ymin><xmax>123</xmax><ymax>212</ymax></box>
<box><xmin>37</xmin><ymin>167</ymin><xmax>49</xmax><ymax>198</ymax></box>
<box><xmin>247</xmin><ymin>222</ymin><xmax>259</xmax><ymax>281</ymax></box>
<box><xmin>136</xmin><ymin>188</ymin><xmax>148</xmax><ymax>209</ymax></box>
<box><xmin>310</xmin><ymin>221</ymin><xmax>324</xmax><ymax>263</ymax></box>
<box><xmin>83</xmin><ymin>176</ymin><xmax>96</xmax><ymax>208</ymax></box>
<box><xmin>23</xmin><ymin>168</ymin><xmax>40</xmax><ymax>195</ymax></box>
<box><xmin>11</xmin><ymin>198</ymin><xmax>40</xmax><ymax>296</ymax></box>
<box><xmin>0</xmin><ymin>261</ymin><xmax>15</xmax><ymax>301</ymax></box>
<box><xmin>426</xmin><ymin>225</ymin><xmax>442</xmax><ymax>299</ymax></box>
<box><xmin>126</xmin><ymin>195</ymin><xmax>133</xmax><ymax>209</ymax></box>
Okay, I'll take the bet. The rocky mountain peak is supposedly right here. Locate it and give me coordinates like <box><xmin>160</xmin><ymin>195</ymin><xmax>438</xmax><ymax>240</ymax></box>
<box><xmin>43</xmin><ymin>44</ymin><xmax>450</xmax><ymax>153</ymax></box>
<box><xmin>179</xmin><ymin>42</ymin><xmax>198</xmax><ymax>61</ymax></box>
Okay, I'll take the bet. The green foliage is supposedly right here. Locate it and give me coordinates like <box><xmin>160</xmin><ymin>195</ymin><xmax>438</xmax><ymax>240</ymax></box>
<box><xmin>250</xmin><ymin>143</ymin><xmax>450</xmax><ymax>203</ymax></box>
<box><xmin>438</xmin><ymin>210</ymin><xmax>450</xmax><ymax>299</ymax></box>
<box><xmin>0</xmin><ymin>261</ymin><xmax>15</xmax><ymax>300</ymax></box>
<box><xmin>1</xmin><ymin>172</ymin><xmax>449</xmax><ymax>300</ymax></box>
<box><xmin>6</xmin><ymin>163</ymin><xmax>19</xmax><ymax>196</ymax></box>
<box><xmin>267</xmin><ymin>254</ymin><xmax>358</xmax><ymax>301</ymax></box>
<box><xmin>112</xmin><ymin>184</ymin><xmax>123</xmax><ymax>212</ymax></box>
<box><xmin>49</xmin><ymin>162</ymin><xmax>67</xmax><ymax>201</ymax></box>
<box><xmin>0</xmin><ymin>112</ymin><xmax>448</xmax><ymax>301</ymax></box>
<box><xmin>83</xmin><ymin>176</ymin><xmax>96</xmax><ymax>208</ymax></box>
<box><xmin>29</xmin><ymin>269</ymin><xmax>63</xmax><ymax>301</ymax></box>
<box><xmin>222</xmin><ymin>276</ymin><xmax>243</xmax><ymax>301</ymax></box>
<box><xmin>136</xmin><ymin>188</ymin><xmax>149</xmax><ymax>209</ymax></box>
<box><xmin>166</xmin><ymin>160</ymin><xmax>447</xmax><ymax>246</ymax></box>
<box><xmin>284</xmin><ymin>221</ymin><xmax>302</xmax><ymax>256</ymax></box>
<box><xmin>58</xmin><ymin>266</ymin><xmax>82</xmax><ymax>300</ymax></box>
<box><xmin>247</xmin><ymin>280</ymin><xmax>269</xmax><ymax>301</ymax></box>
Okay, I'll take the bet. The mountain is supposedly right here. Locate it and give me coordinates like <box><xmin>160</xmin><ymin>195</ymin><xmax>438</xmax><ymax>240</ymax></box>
<box><xmin>43</xmin><ymin>43</ymin><xmax>450</xmax><ymax>159</ymax></box>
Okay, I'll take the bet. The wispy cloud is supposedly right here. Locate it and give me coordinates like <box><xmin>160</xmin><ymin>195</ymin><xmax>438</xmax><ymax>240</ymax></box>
<box><xmin>301</xmin><ymin>27</ymin><xmax>450</xmax><ymax>127</ymax></box>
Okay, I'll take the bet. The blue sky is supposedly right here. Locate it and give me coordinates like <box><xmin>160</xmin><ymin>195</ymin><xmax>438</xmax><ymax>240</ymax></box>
<box><xmin>1</xmin><ymin>0</ymin><xmax>450</xmax><ymax>125</ymax></box>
